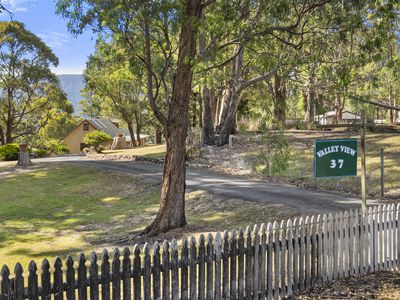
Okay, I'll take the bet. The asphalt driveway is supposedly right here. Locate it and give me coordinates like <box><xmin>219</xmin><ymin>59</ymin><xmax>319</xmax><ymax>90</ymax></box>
<box><xmin>30</xmin><ymin>156</ymin><xmax>378</xmax><ymax>214</ymax></box>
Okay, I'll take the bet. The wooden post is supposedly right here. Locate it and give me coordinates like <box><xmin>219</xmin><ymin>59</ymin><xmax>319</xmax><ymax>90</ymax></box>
<box><xmin>229</xmin><ymin>135</ymin><xmax>233</xmax><ymax>168</ymax></box>
<box><xmin>360</xmin><ymin>110</ymin><xmax>367</xmax><ymax>211</ymax></box>
<box><xmin>17</xmin><ymin>143</ymin><xmax>30</xmax><ymax>167</ymax></box>
<box><xmin>380</xmin><ymin>149</ymin><xmax>384</xmax><ymax>198</ymax></box>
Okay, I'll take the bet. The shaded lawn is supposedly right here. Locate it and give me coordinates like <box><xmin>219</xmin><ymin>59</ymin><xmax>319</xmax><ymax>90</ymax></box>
<box><xmin>246</xmin><ymin>133</ymin><xmax>400</xmax><ymax>197</ymax></box>
<box><xmin>0</xmin><ymin>163</ymin><xmax>303</xmax><ymax>268</ymax></box>
<box><xmin>103</xmin><ymin>144</ymin><xmax>166</xmax><ymax>158</ymax></box>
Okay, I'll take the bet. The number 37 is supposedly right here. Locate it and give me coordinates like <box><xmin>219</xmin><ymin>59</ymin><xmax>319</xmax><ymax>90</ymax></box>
<box><xmin>330</xmin><ymin>159</ymin><xmax>344</xmax><ymax>169</ymax></box>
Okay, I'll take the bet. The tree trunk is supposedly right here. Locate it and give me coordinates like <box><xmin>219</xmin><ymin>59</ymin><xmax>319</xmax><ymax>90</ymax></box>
<box><xmin>218</xmin><ymin>89</ymin><xmax>241</xmax><ymax>145</ymax></box>
<box><xmin>273</xmin><ymin>74</ymin><xmax>286</xmax><ymax>128</ymax></box>
<box><xmin>134</xmin><ymin>112</ymin><xmax>142</xmax><ymax>146</ymax></box>
<box><xmin>304</xmin><ymin>64</ymin><xmax>316</xmax><ymax>123</ymax></box>
<box><xmin>155</xmin><ymin>128</ymin><xmax>163</xmax><ymax>144</ymax></box>
<box><xmin>0</xmin><ymin>126</ymin><xmax>5</xmax><ymax>145</ymax></box>
<box><xmin>334</xmin><ymin>93</ymin><xmax>345</xmax><ymax>123</ymax></box>
<box><xmin>127</xmin><ymin>121</ymin><xmax>137</xmax><ymax>147</ymax></box>
<box><xmin>144</xmin><ymin>0</ymin><xmax>202</xmax><ymax>234</ymax></box>
<box><xmin>201</xmin><ymin>87</ymin><xmax>215</xmax><ymax>145</ymax></box>
<box><xmin>389</xmin><ymin>89</ymin><xmax>395</xmax><ymax>123</ymax></box>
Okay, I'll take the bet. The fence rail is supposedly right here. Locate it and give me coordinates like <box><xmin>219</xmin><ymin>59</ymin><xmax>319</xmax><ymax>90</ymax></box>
<box><xmin>1</xmin><ymin>203</ymin><xmax>400</xmax><ymax>299</ymax></box>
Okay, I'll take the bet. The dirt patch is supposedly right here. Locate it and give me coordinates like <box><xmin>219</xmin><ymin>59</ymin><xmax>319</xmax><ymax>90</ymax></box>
<box><xmin>292</xmin><ymin>271</ymin><xmax>400</xmax><ymax>299</ymax></box>
<box><xmin>117</xmin><ymin>191</ymin><xmax>305</xmax><ymax>247</ymax></box>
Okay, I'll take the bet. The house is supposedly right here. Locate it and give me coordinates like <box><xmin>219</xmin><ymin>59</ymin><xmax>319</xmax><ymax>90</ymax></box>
<box><xmin>61</xmin><ymin>118</ymin><xmax>147</xmax><ymax>153</ymax></box>
<box><xmin>315</xmin><ymin>111</ymin><xmax>361</xmax><ymax>125</ymax></box>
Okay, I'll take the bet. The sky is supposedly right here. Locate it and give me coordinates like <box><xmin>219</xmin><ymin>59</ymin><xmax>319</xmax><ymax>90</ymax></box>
<box><xmin>0</xmin><ymin>0</ymin><xmax>96</xmax><ymax>74</ymax></box>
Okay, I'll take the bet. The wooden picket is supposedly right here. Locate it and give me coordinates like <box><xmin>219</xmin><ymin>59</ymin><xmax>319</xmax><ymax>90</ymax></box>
<box><xmin>1</xmin><ymin>204</ymin><xmax>400</xmax><ymax>299</ymax></box>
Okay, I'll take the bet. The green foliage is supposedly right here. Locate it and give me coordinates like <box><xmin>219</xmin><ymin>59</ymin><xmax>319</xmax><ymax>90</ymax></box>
<box><xmin>35</xmin><ymin>148</ymin><xmax>48</xmax><ymax>158</ymax></box>
<box><xmin>253</xmin><ymin>131</ymin><xmax>291</xmax><ymax>176</ymax></box>
<box><xmin>0</xmin><ymin>21</ymin><xmax>73</xmax><ymax>144</ymax></box>
<box><xmin>84</xmin><ymin>131</ymin><xmax>112</xmax><ymax>153</ymax></box>
<box><xmin>0</xmin><ymin>144</ymin><xmax>20</xmax><ymax>161</ymax></box>
<box><xmin>44</xmin><ymin>139</ymin><xmax>70</xmax><ymax>155</ymax></box>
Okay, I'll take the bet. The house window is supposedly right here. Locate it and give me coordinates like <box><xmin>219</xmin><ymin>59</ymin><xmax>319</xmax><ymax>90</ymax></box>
<box><xmin>83</xmin><ymin>123</ymin><xmax>89</xmax><ymax>131</ymax></box>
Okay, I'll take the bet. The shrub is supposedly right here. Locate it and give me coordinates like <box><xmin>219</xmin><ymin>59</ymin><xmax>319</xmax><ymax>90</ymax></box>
<box><xmin>35</xmin><ymin>148</ymin><xmax>48</xmax><ymax>158</ymax></box>
<box><xmin>44</xmin><ymin>139</ymin><xmax>70</xmax><ymax>155</ymax></box>
<box><xmin>252</xmin><ymin>131</ymin><xmax>291</xmax><ymax>176</ymax></box>
<box><xmin>84</xmin><ymin>130</ymin><xmax>112</xmax><ymax>153</ymax></box>
<box><xmin>0</xmin><ymin>143</ymin><xmax>20</xmax><ymax>161</ymax></box>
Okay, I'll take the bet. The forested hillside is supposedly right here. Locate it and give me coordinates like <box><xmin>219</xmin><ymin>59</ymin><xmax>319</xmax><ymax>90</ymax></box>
<box><xmin>57</xmin><ymin>74</ymin><xmax>84</xmax><ymax>112</ymax></box>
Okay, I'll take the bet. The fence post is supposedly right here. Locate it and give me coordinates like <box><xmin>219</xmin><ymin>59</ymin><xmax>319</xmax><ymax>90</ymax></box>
<box><xmin>53</xmin><ymin>258</ymin><xmax>63</xmax><ymax>300</ymax></box>
<box><xmin>1</xmin><ymin>265</ymin><xmax>11</xmax><ymax>300</ymax></box>
<box><xmin>153</xmin><ymin>242</ymin><xmax>161</xmax><ymax>300</ymax></box>
<box><xmin>181</xmin><ymin>239</ymin><xmax>189</xmax><ymax>300</ymax></box>
<box><xmin>214</xmin><ymin>233</ymin><xmax>222</xmax><ymax>300</ymax></box>
<box><xmin>41</xmin><ymin>259</ymin><xmax>51</xmax><ymax>300</ymax></box>
<box><xmin>122</xmin><ymin>248</ymin><xmax>131</xmax><ymax>300</ymax></box>
<box><xmin>133</xmin><ymin>245</ymin><xmax>141</xmax><ymax>300</ymax></box>
<box><xmin>101</xmin><ymin>250</ymin><xmax>110</xmax><ymax>300</ymax></box>
<box><xmin>90</xmin><ymin>253</ymin><xmax>100</xmax><ymax>300</ymax></box>
<box><xmin>28</xmin><ymin>261</ymin><xmax>39</xmax><ymax>300</ymax></box>
<box><xmin>230</xmin><ymin>231</ymin><xmax>237</xmax><ymax>299</ymax></box>
<box><xmin>170</xmin><ymin>240</ymin><xmax>179</xmax><ymax>300</ymax></box>
<box><xmin>237</xmin><ymin>229</ymin><xmax>245</xmax><ymax>299</ymax></box>
<box><xmin>286</xmin><ymin>220</ymin><xmax>293</xmax><ymax>297</ymax></box>
<box><xmin>111</xmin><ymin>250</ymin><xmax>120</xmax><ymax>300</ymax></box>
<box><xmin>14</xmin><ymin>263</ymin><xmax>24</xmax><ymax>300</ymax></box>
<box><xmin>206</xmin><ymin>234</ymin><xmax>214</xmax><ymax>300</ymax></box>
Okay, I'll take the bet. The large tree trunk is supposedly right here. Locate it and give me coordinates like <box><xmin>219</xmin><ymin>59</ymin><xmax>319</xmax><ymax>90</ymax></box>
<box><xmin>201</xmin><ymin>87</ymin><xmax>216</xmax><ymax>145</ymax></box>
<box><xmin>218</xmin><ymin>88</ymin><xmax>241</xmax><ymax>145</ymax></box>
<box><xmin>145</xmin><ymin>0</ymin><xmax>202</xmax><ymax>234</ymax></box>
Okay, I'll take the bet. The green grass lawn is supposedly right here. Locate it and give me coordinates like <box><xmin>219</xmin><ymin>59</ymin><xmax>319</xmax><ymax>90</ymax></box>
<box><xmin>0</xmin><ymin>164</ymin><xmax>161</xmax><ymax>267</ymax></box>
<box><xmin>103</xmin><ymin>144</ymin><xmax>166</xmax><ymax>158</ymax></box>
<box><xmin>0</xmin><ymin>162</ymin><xmax>302</xmax><ymax>268</ymax></box>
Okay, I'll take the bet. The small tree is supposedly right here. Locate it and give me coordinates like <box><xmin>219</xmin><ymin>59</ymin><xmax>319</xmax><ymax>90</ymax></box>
<box><xmin>83</xmin><ymin>131</ymin><xmax>112</xmax><ymax>153</ymax></box>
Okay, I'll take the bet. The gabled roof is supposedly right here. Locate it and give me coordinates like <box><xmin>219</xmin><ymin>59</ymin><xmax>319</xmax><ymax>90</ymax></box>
<box><xmin>316</xmin><ymin>110</ymin><xmax>360</xmax><ymax>119</ymax></box>
<box><xmin>86</xmin><ymin>118</ymin><xmax>129</xmax><ymax>137</ymax></box>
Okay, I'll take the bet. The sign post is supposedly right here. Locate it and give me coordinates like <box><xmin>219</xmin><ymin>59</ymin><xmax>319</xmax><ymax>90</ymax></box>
<box><xmin>314</xmin><ymin>139</ymin><xmax>358</xmax><ymax>178</ymax></box>
<box><xmin>360</xmin><ymin>110</ymin><xmax>367</xmax><ymax>210</ymax></box>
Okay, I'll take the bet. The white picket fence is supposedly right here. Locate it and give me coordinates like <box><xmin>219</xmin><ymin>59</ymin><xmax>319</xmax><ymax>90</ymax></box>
<box><xmin>1</xmin><ymin>203</ymin><xmax>400</xmax><ymax>299</ymax></box>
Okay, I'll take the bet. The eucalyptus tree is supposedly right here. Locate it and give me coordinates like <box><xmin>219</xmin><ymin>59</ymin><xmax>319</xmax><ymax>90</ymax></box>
<box><xmin>0</xmin><ymin>21</ymin><xmax>70</xmax><ymax>145</ymax></box>
<box><xmin>83</xmin><ymin>42</ymin><xmax>149</xmax><ymax>146</ymax></box>
<box><xmin>57</xmin><ymin>0</ymin><xmax>340</xmax><ymax>233</ymax></box>
<box><xmin>58</xmin><ymin>0</ymin><xmax>210</xmax><ymax>234</ymax></box>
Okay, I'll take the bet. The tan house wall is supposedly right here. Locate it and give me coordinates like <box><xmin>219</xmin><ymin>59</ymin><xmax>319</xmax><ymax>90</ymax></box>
<box><xmin>62</xmin><ymin>121</ymin><xmax>97</xmax><ymax>154</ymax></box>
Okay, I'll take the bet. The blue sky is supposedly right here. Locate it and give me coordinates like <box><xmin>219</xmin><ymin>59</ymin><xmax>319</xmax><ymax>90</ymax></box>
<box><xmin>0</xmin><ymin>0</ymin><xmax>96</xmax><ymax>74</ymax></box>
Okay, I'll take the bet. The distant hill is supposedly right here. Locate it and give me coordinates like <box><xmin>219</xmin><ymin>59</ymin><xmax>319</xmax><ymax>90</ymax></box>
<box><xmin>57</xmin><ymin>74</ymin><xmax>85</xmax><ymax>113</ymax></box>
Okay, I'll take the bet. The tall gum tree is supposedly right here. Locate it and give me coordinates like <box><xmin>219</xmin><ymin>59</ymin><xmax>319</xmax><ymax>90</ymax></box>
<box><xmin>0</xmin><ymin>21</ymin><xmax>69</xmax><ymax>145</ymax></box>
<box><xmin>57</xmin><ymin>0</ymin><xmax>205</xmax><ymax>234</ymax></box>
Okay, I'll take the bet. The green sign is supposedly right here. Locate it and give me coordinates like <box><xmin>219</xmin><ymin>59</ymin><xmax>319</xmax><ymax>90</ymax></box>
<box><xmin>314</xmin><ymin>139</ymin><xmax>358</xmax><ymax>178</ymax></box>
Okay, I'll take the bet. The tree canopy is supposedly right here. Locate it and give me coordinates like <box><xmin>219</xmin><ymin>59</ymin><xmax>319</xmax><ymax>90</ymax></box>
<box><xmin>57</xmin><ymin>0</ymin><xmax>400</xmax><ymax>233</ymax></box>
<box><xmin>0</xmin><ymin>21</ymin><xmax>73</xmax><ymax>145</ymax></box>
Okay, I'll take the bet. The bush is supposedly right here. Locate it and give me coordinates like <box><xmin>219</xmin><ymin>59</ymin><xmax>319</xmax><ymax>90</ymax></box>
<box><xmin>35</xmin><ymin>148</ymin><xmax>48</xmax><ymax>158</ymax></box>
<box><xmin>0</xmin><ymin>143</ymin><xmax>20</xmax><ymax>161</ymax></box>
<box><xmin>44</xmin><ymin>139</ymin><xmax>70</xmax><ymax>155</ymax></box>
<box><xmin>252</xmin><ymin>131</ymin><xmax>291</xmax><ymax>176</ymax></box>
<box><xmin>84</xmin><ymin>131</ymin><xmax>112</xmax><ymax>153</ymax></box>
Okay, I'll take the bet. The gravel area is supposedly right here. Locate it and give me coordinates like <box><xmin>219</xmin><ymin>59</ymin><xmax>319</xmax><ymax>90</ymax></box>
<box><xmin>292</xmin><ymin>271</ymin><xmax>400</xmax><ymax>299</ymax></box>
